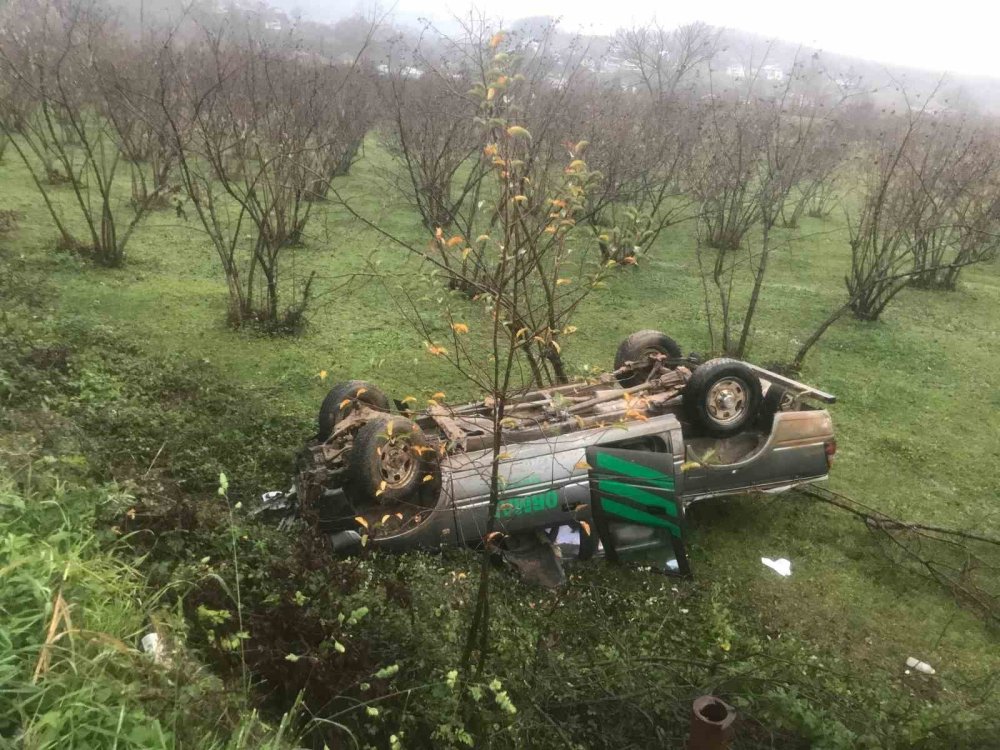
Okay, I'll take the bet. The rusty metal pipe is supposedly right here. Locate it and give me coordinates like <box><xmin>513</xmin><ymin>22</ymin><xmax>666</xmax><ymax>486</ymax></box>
<box><xmin>687</xmin><ymin>695</ymin><xmax>736</xmax><ymax>750</ymax></box>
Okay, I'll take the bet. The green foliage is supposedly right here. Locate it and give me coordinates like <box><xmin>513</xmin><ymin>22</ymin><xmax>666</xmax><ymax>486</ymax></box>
<box><xmin>0</xmin><ymin>467</ymin><xmax>302</xmax><ymax>749</ymax></box>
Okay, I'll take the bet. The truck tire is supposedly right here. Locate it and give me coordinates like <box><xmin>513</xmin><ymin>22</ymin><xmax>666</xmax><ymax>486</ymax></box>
<box><xmin>613</xmin><ymin>330</ymin><xmax>683</xmax><ymax>388</ymax></box>
<box><xmin>349</xmin><ymin>416</ymin><xmax>435</xmax><ymax>503</ymax></box>
<box><xmin>318</xmin><ymin>380</ymin><xmax>390</xmax><ymax>440</ymax></box>
<box><xmin>758</xmin><ymin>384</ymin><xmax>795</xmax><ymax>431</ymax></box>
<box><xmin>683</xmin><ymin>359</ymin><xmax>762</xmax><ymax>437</ymax></box>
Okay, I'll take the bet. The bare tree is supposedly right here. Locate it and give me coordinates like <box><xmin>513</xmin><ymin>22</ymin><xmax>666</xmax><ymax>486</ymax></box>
<box><xmin>781</xmin><ymin>125</ymin><xmax>845</xmax><ymax>227</ymax></box>
<box><xmin>338</xmin><ymin>23</ymin><xmax>613</xmax><ymax>389</ymax></box>
<box><xmin>844</xmin><ymin>94</ymin><xmax>937</xmax><ymax>321</ymax></box>
<box><xmin>304</xmin><ymin>64</ymin><xmax>377</xmax><ymax>201</ymax></box>
<box><xmin>369</xmin><ymin>28</ymin><xmax>611</xmax><ymax>684</ymax></box>
<box><xmin>696</xmin><ymin>55</ymin><xmax>837</xmax><ymax>357</ymax></box>
<box><xmin>376</xmin><ymin>56</ymin><xmax>486</xmax><ymax>256</ymax></box>
<box><xmin>148</xmin><ymin>21</ymin><xmax>375</xmax><ymax>330</ymax></box>
<box><xmin>902</xmin><ymin>117</ymin><xmax>1000</xmax><ymax>290</ymax></box>
<box><xmin>578</xmin><ymin>23</ymin><xmax>716</xmax><ymax>263</ymax></box>
<box><xmin>0</xmin><ymin>0</ymin><xmax>165</xmax><ymax>266</ymax></box>
<box><xmin>789</xmin><ymin>84</ymin><xmax>999</xmax><ymax>367</ymax></box>
<box><xmin>99</xmin><ymin>34</ymin><xmax>179</xmax><ymax>209</ymax></box>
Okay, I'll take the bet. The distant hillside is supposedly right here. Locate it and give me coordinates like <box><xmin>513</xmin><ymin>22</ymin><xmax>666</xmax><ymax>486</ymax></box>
<box><xmin>112</xmin><ymin>0</ymin><xmax>1000</xmax><ymax>113</ymax></box>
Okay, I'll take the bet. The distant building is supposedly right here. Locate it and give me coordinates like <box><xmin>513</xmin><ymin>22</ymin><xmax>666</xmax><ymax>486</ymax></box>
<box><xmin>725</xmin><ymin>64</ymin><xmax>746</xmax><ymax>79</ymax></box>
<box><xmin>375</xmin><ymin>64</ymin><xmax>423</xmax><ymax>79</ymax></box>
<box><xmin>761</xmin><ymin>64</ymin><xmax>785</xmax><ymax>81</ymax></box>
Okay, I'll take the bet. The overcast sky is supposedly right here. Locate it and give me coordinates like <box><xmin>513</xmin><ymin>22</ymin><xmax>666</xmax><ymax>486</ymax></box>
<box><xmin>304</xmin><ymin>0</ymin><xmax>1000</xmax><ymax>78</ymax></box>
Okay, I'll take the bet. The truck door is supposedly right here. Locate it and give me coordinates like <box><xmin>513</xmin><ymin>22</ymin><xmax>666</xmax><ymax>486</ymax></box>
<box><xmin>584</xmin><ymin>446</ymin><xmax>690</xmax><ymax>576</ymax></box>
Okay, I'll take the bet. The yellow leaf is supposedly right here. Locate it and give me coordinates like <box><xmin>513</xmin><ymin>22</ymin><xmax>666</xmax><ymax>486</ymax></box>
<box><xmin>434</xmin><ymin>227</ymin><xmax>443</xmax><ymax>239</ymax></box>
<box><xmin>681</xmin><ymin>461</ymin><xmax>701</xmax><ymax>472</ymax></box>
<box><xmin>355</xmin><ymin>516</ymin><xmax>369</xmax><ymax>529</ymax></box>
<box><xmin>487</xmin><ymin>87</ymin><xmax>496</xmax><ymax>101</ymax></box>
<box><xmin>484</xmin><ymin>531</ymin><xmax>505</xmax><ymax>545</ymax></box>
<box><xmin>452</xmin><ymin>322</ymin><xmax>469</xmax><ymax>334</ymax></box>
<box><xmin>381</xmin><ymin>514</ymin><xmax>390</xmax><ymax>524</ymax></box>
<box><xmin>556</xmin><ymin>278</ymin><xmax>571</xmax><ymax>286</ymax></box>
<box><xmin>623</xmin><ymin>256</ymin><xmax>638</xmax><ymax>265</ymax></box>
<box><xmin>447</xmin><ymin>235</ymin><xmax>464</xmax><ymax>247</ymax></box>
<box><xmin>551</xmin><ymin>340</ymin><xmax>561</xmax><ymax>354</ymax></box>
<box><xmin>563</xmin><ymin>325</ymin><xmax>578</xmax><ymax>334</ymax></box>
<box><xmin>385</xmin><ymin>422</ymin><xmax>393</xmax><ymax>437</ymax></box>
<box><xmin>574</xmin><ymin>459</ymin><xmax>591</xmax><ymax>470</ymax></box>
<box><xmin>426</xmin><ymin>343</ymin><xmax>448</xmax><ymax>356</ymax></box>
<box><xmin>401</xmin><ymin>395</ymin><xmax>417</xmax><ymax>404</ymax></box>
<box><xmin>423</xmin><ymin>474</ymin><xmax>434</xmax><ymax>483</ymax></box>
<box><xmin>432</xmin><ymin>391</ymin><xmax>446</xmax><ymax>400</ymax></box>
<box><xmin>497</xmin><ymin>452</ymin><xmax>511</xmax><ymax>460</ymax></box>
<box><xmin>506</xmin><ymin>125</ymin><xmax>531</xmax><ymax>140</ymax></box>
<box><xmin>318</xmin><ymin>370</ymin><xmax>328</xmax><ymax>380</ymax></box>
<box><xmin>339</xmin><ymin>398</ymin><xmax>352</xmax><ymax>409</ymax></box>
<box><xmin>483</xmin><ymin>143</ymin><xmax>498</xmax><ymax>157</ymax></box>
<box><xmin>461</xmin><ymin>247</ymin><xmax>472</xmax><ymax>260</ymax></box>
<box><xmin>476</xmin><ymin>234</ymin><xmax>490</xmax><ymax>244</ymax></box>
<box><xmin>512</xmin><ymin>195</ymin><xmax>527</xmax><ymax>203</ymax></box>
<box><xmin>489</xmin><ymin>31</ymin><xmax>505</xmax><ymax>48</ymax></box>
<box><xmin>569</xmin><ymin>159</ymin><xmax>587</xmax><ymax>171</ymax></box>
<box><xmin>395</xmin><ymin>512</ymin><xmax>404</xmax><ymax>519</ymax></box>
<box><xmin>580</xmin><ymin>521</ymin><xmax>591</xmax><ymax>536</ymax></box>
<box><xmin>574</xmin><ymin>139</ymin><xmax>589</xmax><ymax>154</ymax></box>
<box><xmin>355</xmin><ymin>388</ymin><xmax>367</xmax><ymax>396</ymax></box>
<box><xmin>515</xmin><ymin>327</ymin><xmax>528</xmax><ymax>339</ymax></box>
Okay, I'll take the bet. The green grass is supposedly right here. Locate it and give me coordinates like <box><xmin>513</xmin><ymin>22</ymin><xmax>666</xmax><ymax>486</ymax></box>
<box><xmin>2</xmin><ymin>138</ymin><xmax>999</xmax><ymax>746</ymax></box>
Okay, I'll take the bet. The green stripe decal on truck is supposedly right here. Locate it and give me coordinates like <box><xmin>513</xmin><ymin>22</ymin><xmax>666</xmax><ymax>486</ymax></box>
<box><xmin>597</xmin><ymin>479</ymin><xmax>678</xmax><ymax>516</ymax></box>
<box><xmin>600</xmin><ymin>498</ymin><xmax>682</xmax><ymax>537</ymax></box>
<box><xmin>593</xmin><ymin>452</ymin><xmax>675</xmax><ymax>488</ymax></box>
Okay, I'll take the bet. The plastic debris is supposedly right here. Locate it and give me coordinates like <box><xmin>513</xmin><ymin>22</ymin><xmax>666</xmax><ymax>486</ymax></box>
<box><xmin>761</xmin><ymin>557</ymin><xmax>792</xmax><ymax>576</ymax></box>
<box><xmin>905</xmin><ymin>657</ymin><xmax>936</xmax><ymax>675</ymax></box>
<box><xmin>140</xmin><ymin>632</ymin><xmax>169</xmax><ymax>665</ymax></box>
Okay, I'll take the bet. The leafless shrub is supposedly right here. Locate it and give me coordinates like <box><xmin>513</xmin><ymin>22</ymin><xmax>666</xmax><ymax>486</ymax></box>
<box><xmin>696</xmin><ymin>54</ymin><xmax>844</xmax><ymax>356</ymax></box>
<box><xmin>376</xmin><ymin>57</ymin><xmax>485</xmax><ymax>240</ymax></box>
<box><xmin>147</xmin><ymin>21</ymin><xmax>375</xmax><ymax>331</ymax></box>
<box><xmin>0</xmin><ymin>0</ymin><xmax>167</xmax><ymax>266</ymax></box>
<box><xmin>901</xmin><ymin>117</ymin><xmax>1000</xmax><ymax>290</ymax></box>
<box><xmin>581</xmin><ymin>23</ymin><xmax>716</xmax><ymax>263</ymax></box>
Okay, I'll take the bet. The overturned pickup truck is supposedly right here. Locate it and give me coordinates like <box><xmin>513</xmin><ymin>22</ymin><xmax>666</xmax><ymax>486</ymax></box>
<box><xmin>260</xmin><ymin>330</ymin><xmax>836</xmax><ymax>582</ymax></box>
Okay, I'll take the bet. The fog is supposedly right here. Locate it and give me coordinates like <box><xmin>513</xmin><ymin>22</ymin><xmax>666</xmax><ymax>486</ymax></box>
<box><xmin>273</xmin><ymin>0</ymin><xmax>1000</xmax><ymax>79</ymax></box>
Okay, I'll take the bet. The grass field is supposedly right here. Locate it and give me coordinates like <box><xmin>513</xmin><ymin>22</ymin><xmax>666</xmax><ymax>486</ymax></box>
<box><xmin>2</xmin><ymin>139</ymin><xmax>999</xmax><ymax>746</ymax></box>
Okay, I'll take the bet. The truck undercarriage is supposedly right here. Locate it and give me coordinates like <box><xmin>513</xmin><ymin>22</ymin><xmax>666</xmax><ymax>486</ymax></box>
<box><xmin>261</xmin><ymin>330</ymin><xmax>837</xmax><ymax>583</ymax></box>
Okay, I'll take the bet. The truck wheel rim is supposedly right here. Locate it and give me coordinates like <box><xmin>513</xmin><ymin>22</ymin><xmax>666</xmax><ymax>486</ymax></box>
<box><xmin>380</xmin><ymin>439</ymin><xmax>416</xmax><ymax>489</ymax></box>
<box><xmin>707</xmin><ymin>378</ymin><xmax>747</xmax><ymax>425</ymax></box>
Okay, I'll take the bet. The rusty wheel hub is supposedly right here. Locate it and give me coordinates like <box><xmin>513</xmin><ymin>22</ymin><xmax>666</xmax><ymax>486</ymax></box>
<box><xmin>706</xmin><ymin>378</ymin><xmax>747</xmax><ymax>425</ymax></box>
<box><xmin>379</xmin><ymin>439</ymin><xmax>416</xmax><ymax>489</ymax></box>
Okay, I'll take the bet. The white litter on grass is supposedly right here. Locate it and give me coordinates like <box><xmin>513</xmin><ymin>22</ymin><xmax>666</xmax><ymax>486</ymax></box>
<box><xmin>140</xmin><ymin>632</ymin><xmax>170</xmax><ymax>665</ymax></box>
<box><xmin>906</xmin><ymin>657</ymin><xmax>936</xmax><ymax>675</ymax></box>
<box><xmin>761</xmin><ymin>557</ymin><xmax>792</xmax><ymax>577</ymax></box>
